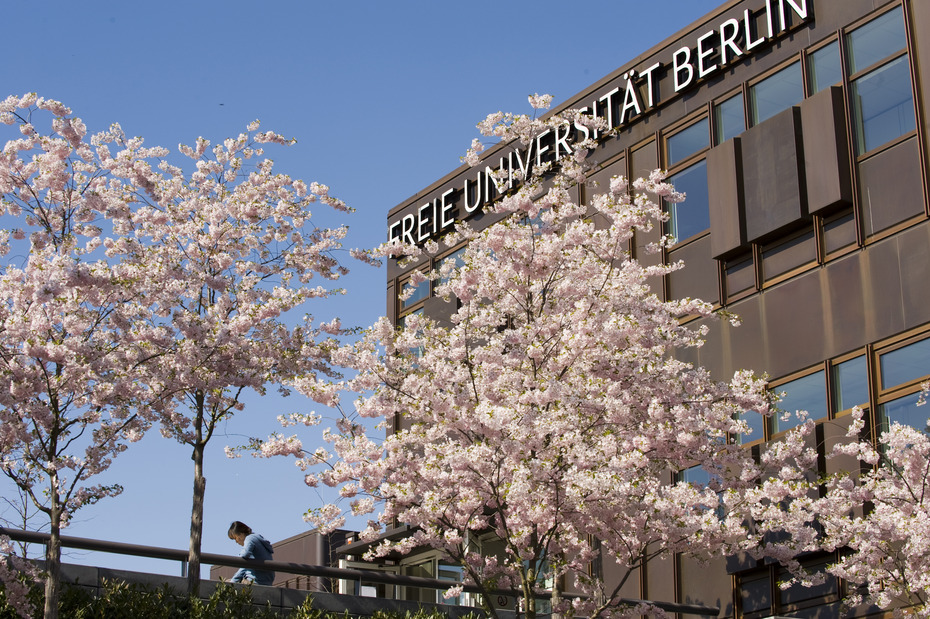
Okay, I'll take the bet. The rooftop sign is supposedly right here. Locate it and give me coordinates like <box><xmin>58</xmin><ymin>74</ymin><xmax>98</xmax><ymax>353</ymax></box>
<box><xmin>389</xmin><ymin>0</ymin><xmax>811</xmax><ymax>247</ymax></box>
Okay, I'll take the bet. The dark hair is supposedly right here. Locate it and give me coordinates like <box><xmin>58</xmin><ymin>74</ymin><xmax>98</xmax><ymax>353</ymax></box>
<box><xmin>228</xmin><ymin>521</ymin><xmax>252</xmax><ymax>539</ymax></box>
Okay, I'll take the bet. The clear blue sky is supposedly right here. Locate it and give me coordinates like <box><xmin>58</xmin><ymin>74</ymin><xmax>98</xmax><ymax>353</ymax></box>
<box><xmin>2</xmin><ymin>0</ymin><xmax>723</xmax><ymax>577</ymax></box>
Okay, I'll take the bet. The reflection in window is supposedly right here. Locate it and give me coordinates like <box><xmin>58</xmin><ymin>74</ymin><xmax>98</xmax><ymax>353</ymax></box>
<box><xmin>715</xmin><ymin>94</ymin><xmax>745</xmax><ymax>144</ymax></box>
<box><xmin>850</xmin><ymin>55</ymin><xmax>915</xmax><ymax>155</ymax></box>
<box><xmin>879</xmin><ymin>394</ymin><xmax>929</xmax><ymax>434</ymax></box>
<box><xmin>400</xmin><ymin>274</ymin><xmax>430</xmax><ymax>309</ymax></box>
<box><xmin>750</xmin><ymin>62</ymin><xmax>803</xmax><ymax>125</ymax></box>
<box><xmin>771</xmin><ymin>370</ymin><xmax>827</xmax><ymax>433</ymax></box>
<box><xmin>438</xmin><ymin>247</ymin><xmax>466</xmax><ymax>286</ymax></box>
<box><xmin>739</xmin><ymin>571</ymin><xmax>772</xmax><ymax>614</ymax></box>
<box><xmin>438</xmin><ymin>560</ymin><xmax>464</xmax><ymax>605</ymax></box>
<box><xmin>808</xmin><ymin>41</ymin><xmax>842</xmax><ymax>93</ymax></box>
<box><xmin>880</xmin><ymin>338</ymin><xmax>930</xmax><ymax>389</ymax></box>
<box><xmin>738</xmin><ymin>410</ymin><xmax>766</xmax><ymax>444</ymax></box>
<box><xmin>666</xmin><ymin>160</ymin><xmax>709</xmax><ymax>243</ymax></box>
<box><xmin>847</xmin><ymin>7</ymin><xmax>906</xmax><ymax>75</ymax></box>
<box><xmin>667</xmin><ymin>119</ymin><xmax>709</xmax><ymax>166</ymax></box>
<box><xmin>833</xmin><ymin>356</ymin><xmax>869</xmax><ymax>413</ymax></box>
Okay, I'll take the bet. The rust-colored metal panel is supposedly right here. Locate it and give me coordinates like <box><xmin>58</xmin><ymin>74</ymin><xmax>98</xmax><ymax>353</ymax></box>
<box><xmin>897</xmin><ymin>221</ymin><xmax>930</xmax><ymax>329</ymax></box>
<box><xmin>862</xmin><ymin>232</ymin><xmax>907</xmax><ymax>341</ymax></box>
<box><xmin>708</xmin><ymin>137</ymin><xmax>747</xmax><ymax>258</ymax></box>
<box><xmin>742</xmin><ymin>107</ymin><xmax>808</xmax><ymax>242</ymax></box>
<box><xmin>801</xmin><ymin>86</ymin><xmax>852</xmax><ymax>214</ymax></box>
<box><xmin>759</xmin><ymin>273</ymin><xmax>827</xmax><ymax>379</ymax></box>
<box><xmin>858</xmin><ymin>137</ymin><xmax>924</xmax><ymax>236</ymax></box>
<box><xmin>668</xmin><ymin>235</ymin><xmax>719</xmax><ymax>304</ymax></box>
<box><xmin>823</xmin><ymin>253</ymin><xmax>868</xmax><ymax>357</ymax></box>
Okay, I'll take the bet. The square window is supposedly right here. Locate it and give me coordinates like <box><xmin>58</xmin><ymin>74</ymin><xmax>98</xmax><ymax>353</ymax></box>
<box><xmin>879</xmin><ymin>394</ymin><xmax>928</xmax><ymax>434</ymax></box>
<box><xmin>847</xmin><ymin>7</ymin><xmax>906</xmax><ymax>75</ymax></box>
<box><xmin>667</xmin><ymin>119</ymin><xmax>710</xmax><ymax>167</ymax></box>
<box><xmin>400</xmin><ymin>274</ymin><xmax>430</xmax><ymax>309</ymax></box>
<box><xmin>771</xmin><ymin>370</ymin><xmax>827</xmax><ymax>433</ymax></box>
<box><xmin>750</xmin><ymin>62</ymin><xmax>803</xmax><ymax>125</ymax></box>
<box><xmin>851</xmin><ymin>55</ymin><xmax>915</xmax><ymax>155</ymax></box>
<box><xmin>879</xmin><ymin>337</ymin><xmax>930</xmax><ymax>390</ymax></box>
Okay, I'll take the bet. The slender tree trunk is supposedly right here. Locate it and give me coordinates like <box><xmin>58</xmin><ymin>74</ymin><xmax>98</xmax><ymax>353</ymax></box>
<box><xmin>43</xmin><ymin>487</ymin><xmax>61</xmax><ymax>619</ymax></box>
<box><xmin>551</xmin><ymin>576</ymin><xmax>563</xmax><ymax>619</ymax></box>
<box><xmin>187</xmin><ymin>442</ymin><xmax>205</xmax><ymax>595</ymax></box>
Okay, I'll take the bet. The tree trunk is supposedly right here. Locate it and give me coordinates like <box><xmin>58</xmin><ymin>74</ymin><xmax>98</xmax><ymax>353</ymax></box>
<box><xmin>187</xmin><ymin>442</ymin><xmax>206</xmax><ymax>596</ymax></box>
<box><xmin>43</xmin><ymin>490</ymin><xmax>61</xmax><ymax>619</ymax></box>
<box><xmin>551</xmin><ymin>576</ymin><xmax>563</xmax><ymax>619</ymax></box>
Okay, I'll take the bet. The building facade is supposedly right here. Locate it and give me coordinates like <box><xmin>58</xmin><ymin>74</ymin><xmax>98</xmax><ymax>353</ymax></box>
<box><xmin>379</xmin><ymin>0</ymin><xmax>930</xmax><ymax>616</ymax></box>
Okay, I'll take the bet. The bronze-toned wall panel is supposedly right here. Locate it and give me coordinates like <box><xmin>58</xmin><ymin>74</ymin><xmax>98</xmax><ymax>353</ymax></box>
<box><xmin>667</xmin><ymin>235</ymin><xmax>718</xmax><ymax>304</ymax></box>
<box><xmin>858</xmin><ymin>137</ymin><xmax>924</xmax><ymax>236</ymax></box>
<box><xmin>801</xmin><ymin>86</ymin><xmax>852</xmax><ymax>214</ymax></box>
<box><xmin>760</xmin><ymin>271</ymin><xmax>826</xmax><ymax>379</ymax></box>
<box><xmin>824</xmin><ymin>254</ymin><xmax>867</xmax><ymax>356</ymax></box>
<box><xmin>742</xmin><ymin>107</ymin><xmax>808</xmax><ymax>242</ymax></box>
<box><xmin>707</xmin><ymin>137</ymin><xmax>747</xmax><ymax>258</ymax></box>
<box><xmin>897</xmin><ymin>221</ymin><xmax>930</xmax><ymax>329</ymax></box>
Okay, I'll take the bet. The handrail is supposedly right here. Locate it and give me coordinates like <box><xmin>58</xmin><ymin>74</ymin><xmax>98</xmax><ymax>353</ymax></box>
<box><xmin>0</xmin><ymin>527</ymin><xmax>720</xmax><ymax>616</ymax></box>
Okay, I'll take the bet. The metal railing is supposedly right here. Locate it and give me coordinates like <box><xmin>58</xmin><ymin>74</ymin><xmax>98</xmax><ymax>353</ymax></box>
<box><xmin>0</xmin><ymin>527</ymin><xmax>720</xmax><ymax>616</ymax></box>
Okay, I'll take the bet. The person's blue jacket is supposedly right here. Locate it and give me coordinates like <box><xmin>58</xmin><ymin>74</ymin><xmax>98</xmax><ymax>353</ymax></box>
<box><xmin>231</xmin><ymin>533</ymin><xmax>275</xmax><ymax>585</ymax></box>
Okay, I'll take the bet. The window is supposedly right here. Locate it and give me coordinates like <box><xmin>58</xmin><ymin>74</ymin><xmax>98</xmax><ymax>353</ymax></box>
<box><xmin>737</xmin><ymin>410</ymin><xmax>767</xmax><ymax>445</ymax></box>
<box><xmin>850</xmin><ymin>55</ymin><xmax>915</xmax><ymax>155</ymax></box>
<box><xmin>847</xmin><ymin>7</ymin><xmax>907</xmax><ymax>74</ymax></box>
<box><xmin>665</xmin><ymin>119</ymin><xmax>711</xmax><ymax>245</ymax></box>
<box><xmin>808</xmin><ymin>41</ymin><xmax>842</xmax><ymax>93</ymax></box>
<box><xmin>847</xmin><ymin>7</ymin><xmax>915</xmax><ymax>156</ymax></box>
<box><xmin>879</xmin><ymin>337</ymin><xmax>930</xmax><ymax>390</ymax></box>
<box><xmin>714</xmin><ymin>94</ymin><xmax>745</xmax><ymax>144</ymax></box>
<box><xmin>667</xmin><ymin>120</ymin><xmax>709</xmax><ymax>166</ymax></box>
<box><xmin>876</xmin><ymin>334</ymin><xmax>930</xmax><ymax>434</ymax></box>
<box><xmin>750</xmin><ymin>62</ymin><xmax>803</xmax><ymax>125</ymax></box>
<box><xmin>400</xmin><ymin>272</ymin><xmax>430</xmax><ymax>311</ymax></box>
<box><xmin>667</xmin><ymin>160</ymin><xmax>710</xmax><ymax>243</ymax></box>
<box><xmin>832</xmin><ymin>355</ymin><xmax>869</xmax><ymax>413</ymax></box>
<box><xmin>770</xmin><ymin>370</ymin><xmax>827</xmax><ymax>434</ymax></box>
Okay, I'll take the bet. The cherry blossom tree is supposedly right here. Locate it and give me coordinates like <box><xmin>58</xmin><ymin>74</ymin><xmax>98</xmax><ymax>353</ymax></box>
<box><xmin>0</xmin><ymin>94</ymin><xmax>162</xmax><ymax>618</ymax></box>
<box><xmin>103</xmin><ymin>119</ymin><xmax>357</xmax><ymax>595</ymax></box>
<box><xmin>744</xmin><ymin>404</ymin><xmax>930</xmax><ymax>617</ymax></box>
<box><xmin>258</xmin><ymin>96</ymin><xmax>793</xmax><ymax>619</ymax></box>
<box><xmin>0</xmin><ymin>93</ymin><xmax>357</xmax><ymax>613</ymax></box>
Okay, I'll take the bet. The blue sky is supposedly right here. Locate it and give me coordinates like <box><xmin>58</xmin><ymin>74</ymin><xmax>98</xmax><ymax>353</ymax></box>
<box><xmin>2</xmin><ymin>0</ymin><xmax>723</xmax><ymax>577</ymax></box>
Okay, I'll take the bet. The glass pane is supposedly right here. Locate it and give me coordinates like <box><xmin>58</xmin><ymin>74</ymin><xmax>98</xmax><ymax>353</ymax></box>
<box><xmin>750</xmin><ymin>62</ymin><xmax>803</xmax><ymax>125</ymax></box>
<box><xmin>738</xmin><ymin>410</ymin><xmax>766</xmax><ymax>444</ymax></box>
<box><xmin>833</xmin><ymin>356</ymin><xmax>869</xmax><ymax>412</ymax></box>
<box><xmin>847</xmin><ymin>7</ymin><xmax>906</xmax><ymax>75</ymax></box>
<box><xmin>666</xmin><ymin>160</ymin><xmax>709</xmax><ymax>243</ymax></box>
<box><xmin>438</xmin><ymin>247</ymin><xmax>466</xmax><ymax>285</ymax></box>
<box><xmin>438</xmin><ymin>560</ymin><xmax>464</xmax><ymax>605</ymax></box>
<box><xmin>667</xmin><ymin>118</ymin><xmax>709</xmax><ymax>167</ymax></box>
<box><xmin>715</xmin><ymin>94</ymin><xmax>745</xmax><ymax>144</ymax></box>
<box><xmin>740</xmin><ymin>573</ymin><xmax>772</xmax><ymax>613</ymax></box>
<box><xmin>851</xmin><ymin>55</ymin><xmax>915</xmax><ymax>155</ymax></box>
<box><xmin>400</xmin><ymin>275</ymin><xmax>430</xmax><ymax>309</ymax></box>
<box><xmin>772</xmin><ymin>370</ymin><xmax>827</xmax><ymax>433</ymax></box>
<box><xmin>779</xmin><ymin>562</ymin><xmax>837</xmax><ymax>605</ymax></box>
<box><xmin>880</xmin><ymin>337</ymin><xmax>930</xmax><ymax>389</ymax></box>
<box><xmin>879</xmin><ymin>394</ymin><xmax>929</xmax><ymax>434</ymax></box>
<box><xmin>809</xmin><ymin>41</ymin><xmax>842</xmax><ymax>93</ymax></box>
